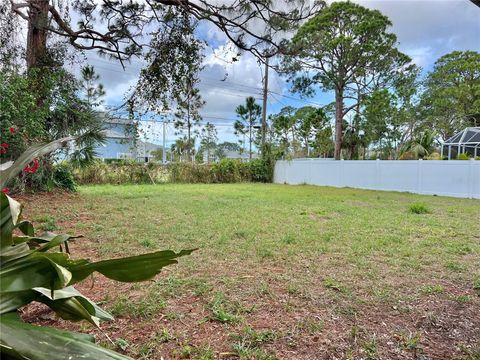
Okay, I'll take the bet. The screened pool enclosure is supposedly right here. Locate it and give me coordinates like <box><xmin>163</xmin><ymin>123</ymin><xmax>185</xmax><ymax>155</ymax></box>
<box><xmin>441</xmin><ymin>127</ymin><xmax>480</xmax><ymax>159</ymax></box>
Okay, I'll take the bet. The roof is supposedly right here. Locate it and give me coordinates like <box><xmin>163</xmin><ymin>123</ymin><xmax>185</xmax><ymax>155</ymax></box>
<box><xmin>224</xmin><ymin>150</ymin><xmax>258</xmax><ymax>159</ymax></box>
<box><xmin>443</xmin><ymin>127</ymin><xmax>480</xmax><ymax>147</ymax></box>
<box><xmin>102</xmin><ymin>129</ymin><xmax>130</xmax><ymax>139</ymax></box>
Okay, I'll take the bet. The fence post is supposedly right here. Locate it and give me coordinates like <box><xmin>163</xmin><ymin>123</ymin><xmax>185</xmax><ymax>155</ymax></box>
<box><xmin>417</xmin><ymin>159</ymin><xmax>423</xmax><ymax>194</ymax></box>
<box><xmin>375</xmin><ymin>159</ymin><xmax>380</xmax><ymax>189</ymax></box>
<box><xmin>340</xmin><ymin>159</ymin><xmax>345</xmax><ymax>187</ymax></box>
<box><xmin>468</xmin><ymin>158</ymin><xmax>474</xmax><ymax>199</ymax></box>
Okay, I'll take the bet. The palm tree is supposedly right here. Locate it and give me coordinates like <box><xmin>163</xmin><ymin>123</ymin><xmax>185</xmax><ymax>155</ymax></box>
<box><xmin>401</xmin><ymin>130</ymin><xmax>437</xmax><ymax>159</ymax></box>
<box><xmin>234</xmin><ymin>97</ymin><xmax>262</xmax><ymax>159</ymax></box>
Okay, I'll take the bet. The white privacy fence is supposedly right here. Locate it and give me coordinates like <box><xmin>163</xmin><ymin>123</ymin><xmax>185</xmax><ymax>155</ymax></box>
<box><xmin>274</xmin><ymin>159</ymin><xmax>480</xmax><ymax>199</ymax></box>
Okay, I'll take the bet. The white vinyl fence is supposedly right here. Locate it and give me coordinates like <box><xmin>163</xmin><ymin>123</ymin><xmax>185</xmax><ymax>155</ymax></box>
<box><xmin>274</xmin><ymin>159</ymin><xmax>480</xmax><ymax>199</ymax></box>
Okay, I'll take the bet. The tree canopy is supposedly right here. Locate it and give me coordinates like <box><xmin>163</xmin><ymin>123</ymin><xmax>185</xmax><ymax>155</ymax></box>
<box><xmin>283</xmin><ymin>1</ymin><xmax>412</xmax><ymax>159</ymax></box>
<box><xmin>421</xmin><ymin>51</ymin><xmax>480</xmax><ymax>141</ymax></box>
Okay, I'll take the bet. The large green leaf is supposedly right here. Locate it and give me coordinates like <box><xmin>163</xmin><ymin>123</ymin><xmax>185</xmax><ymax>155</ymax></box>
<box><xmin>0</xmin><ymin>291</ymin><xmax>39</xmax><ymax>315</ymax></box>
<box><xmin>33</xmin><ymin>286</ymin><xmax>114</xmax><ymax>326</ymax></box>
<box><xmin>0</xmin><ymin>137</ymin><xmax>74</xmax><ymax>189</ymax></box>
<box><xmin>0</xmin><ymin>313</ymin><xmax>130</xmax><ymax>360</ymax></box>
<box><xmin>0</xmin><ymin>193</ymin><xmax>22</xmax><ymax>250</ymax></box>
<box><xmin>0</xmin><ymin>253</ymin><xmax>79</xmax><ymax>293</ymax></box>
<box><xmin>68</xmin><ymin>249</ymin><xmax>196</xmax><ymax>284</ymax></box>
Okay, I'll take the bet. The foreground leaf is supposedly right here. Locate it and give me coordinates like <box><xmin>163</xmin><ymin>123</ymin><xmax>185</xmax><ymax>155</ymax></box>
<box><xmin>0</xmin><ymin>193</ymin><xmax>22</xmax><ymax>250</ymax></box>
<box><xmin>0</xmin><ymin>313</ymin><xmax>130</xmax><ymax>360</ymax></box>
<box><xmin>68</xmin><ymin>249</ymin><xmax>196</xmax><ymax>284</ymax></box>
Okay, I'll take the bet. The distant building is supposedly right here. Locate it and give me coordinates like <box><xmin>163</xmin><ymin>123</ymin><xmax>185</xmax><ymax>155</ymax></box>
<box><xmin>202</xmin><ymin>150</ymin><xmax>258</xmax><ymax>163</ymax></box>
<box><xmin>96</xmin><ymin>115</ymin><xmax>161</xmax><ymax>162</ymax></box>
<box><xmin>223</xmin><ymin>150</ymin><xmax>259</xmax><ymax>161</ymax></box>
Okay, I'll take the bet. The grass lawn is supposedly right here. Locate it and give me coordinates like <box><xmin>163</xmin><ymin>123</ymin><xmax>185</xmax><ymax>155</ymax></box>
<box><xmin>22</xmin><ymin>184</ymin><xmax>480</xmax><ymax>359</ymax></box>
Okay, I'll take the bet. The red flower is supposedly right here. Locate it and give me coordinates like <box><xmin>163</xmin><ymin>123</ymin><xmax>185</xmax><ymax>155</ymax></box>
<box><xmin>23</xmin><ymin>159</ymin><xmax>40</xmax><ymax>174</ymax></box>
<box><xmin>9</xmin><ymin>127</ymin><xmax>16</xmax><ymax>134</ymax></box>
<box><xmin>0</xmin><ymin>143</ymin><xmax>8</xmax><ymax>149</ymax></box>
<box><xmin>1</xmin><ymin>188</ymin><xmax>9</xmax><ymax>194</ymax></box>
<box><xmin>0</xmin><ymin>143</ymin><xmax>8</xmax><ymax>154</ymax></box>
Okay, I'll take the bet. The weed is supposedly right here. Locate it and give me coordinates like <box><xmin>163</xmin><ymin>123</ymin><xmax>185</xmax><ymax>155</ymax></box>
<box><xmin>232</xmin><ymin>341</ymin><xmax>277</xmax><ymax>360</ymax></box>
<box><xmin>257</xmin><ymin>245</ymin><xmax>274</xmax><ymax>259</ymax></box>
<box><xmin>115</xmin><ymin>338</ymin><xmax>129</xmax><ymax>351</ymax></box>
<box><xmin>335</xmin><ymin>305</ymin><xmax>357</xmax><ymax>317</ymax></box>
<box><xmin>287</xmin><ymin>284</ymin><xmax>301</xmax><ymax>295</ymax></box>
<box><xmin>449</xmin><ymin>294</ymin><xmax>470</xmax><ymax>303</ymax></box>
<box><xmin>398</xmin><ymin>331</ymin><xmax>422</xmax><ymax>350</ymax></box>
<box><xmin>33</xmin><ymin>215</ymin><xmax>58</xmax><ymax>231</ymax></box>
<box><xmin>155</xmin><ymin>328</ymin><xmax>176</xmax><ymax>343</ymax></box>
<box><xmin>408</xmin><ymin>202</ymin><xmax>430</xmax><ymax>214</ymax></box>
<box><xmin>139</xmin><ymin>238</ymin><xmax>154</xmax><ymax>248</ymax></box>
<box><xmin>232</xmin><ymin>326</ymin><xmax>277</xmax><ymax>347</ymax></box>
<box><xmin>174</xmin><ymin>344</ymin><xmax>215</xmax><ymax>360</ymax></box>
<box><xmin>208</xmin><ymin>293</ymin><xmax>241</xmax><ymax>324</ymax></box>
<box><xmin>445</xmin><ymin>261</ymin><xmax>464</xmax><ymax>272</ymax></box>
<box><xmin>281</xmin><ymin>233</ymin><xmax>296</xmax><ymax>244</ymax></box>
<box><xmin>362</xmin><ymin>336</ymin><xmax>378</xmax><ymax>360</ymax></box>
<box><xmin>296</xmin><ymin>316</ymin><xmax>324</xmax><ymax>335</ymax></box>
<box><xmin>109</xmin><ymin>292</ymin><xmax>166</xmax><ymax>318</ymax></box>
<box><xmin>473</xmin><ymin>276</ymin><xmax>480</xmax><ymax>291</ymax></box>
<box><xmin>420</xmin><ymin>284</ymin><xmax>444</xmax><ymax>295</ymax></box>
<box><xmin>350</xmin><ymin>325</ymin><xmax>363</xmax><ymax>342</ymax></box>
<box><xmin>256</xmin><ymin>282</ymin><xmax>273</xmax><ymax>297</ymax></box>
<box><xmin>323</xmin><ymin>278</ymin><xmax>346</xmax><ymax>292</ymax></box>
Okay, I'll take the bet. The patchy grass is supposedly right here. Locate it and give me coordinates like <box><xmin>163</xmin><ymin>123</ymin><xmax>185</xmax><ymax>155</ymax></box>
<box><xmin>21</xmin><ymin>184</ymin><xmax>480</xmax><ymax>359</ymax></box>
<box><xmin>408</xmin><ymin>202</ymin><xmax>431</xmax><ymax>214</ymax></box>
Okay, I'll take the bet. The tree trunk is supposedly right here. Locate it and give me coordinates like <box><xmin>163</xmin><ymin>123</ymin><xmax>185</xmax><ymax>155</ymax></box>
<box><xmin>249</xmin><ymin>125</ymin><xmax>252</xmax><ymax>160</ymax></box>
<box><xmin>26</xmin><ymin>0</ymin><xmax>50</xmax><ymax>70</ymax></box>
<box><xmin>334</xmin><ymin>88</ymin><xmax>344</xmax><ymax>160</ymax></box>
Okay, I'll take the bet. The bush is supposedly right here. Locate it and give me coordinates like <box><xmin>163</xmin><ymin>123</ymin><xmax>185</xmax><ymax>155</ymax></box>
<box><xmin>72</xmin><ymin>158</ymin><xmax>275</xmax><ymax>185</ymax></box>
<box><xmin>457</xmin><ymin>153</ymin><xmax>471</xmax><ymax>160</ymax></box>
<box><xmin>248</xmin><ymin>158</ymin><xmax>272</xmax><ymax>182</ymax></box>
<box><xmin>409</xmin><ymin>202</ymin><xmax>431</xmax><ymax>214</ymax></box>
<box><xmin>211</xmin><ymin>159</ymin><xmax>250</xmax><ymax>183</ymax></box>
<box><xmin>7</xmin><ymin>159</ymin><xmax>76</xmax><ymax>193</ymax></box>
<box><xmin>51</xmin><ymin>163</ymin><xmax>77</xmax><ymax>191</ymax></box>
<box><xmin>169</xmin><ymin>162</ymin><xmax>213</xmax><ymax>183</ymax></box>
<box><xmin>425</xmin><ymin>152</ymin><xmax>441</xmax><ymax>160</ymax></box>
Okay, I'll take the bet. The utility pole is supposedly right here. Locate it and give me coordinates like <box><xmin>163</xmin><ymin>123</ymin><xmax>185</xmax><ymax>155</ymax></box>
<box><xmin>162</xmin><ymin>121</ymin><xmax>167</xmax><ymax>164</ymax></box>
<box><xmin>261</xmin><ymin>57</ymin><xmax>269</xmax><ymax>151</ymax></box>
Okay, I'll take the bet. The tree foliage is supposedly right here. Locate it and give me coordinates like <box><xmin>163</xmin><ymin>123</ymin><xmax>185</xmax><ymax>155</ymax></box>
<box><xmin>283</xmin><ymin>1</ymin><xmax>412</xmax><ymax>159</ymax></box>
<box><xmin>421</xmin><ymin>51</ymin><xmax>480</xmax><ymax>141</ymax></box>
<box><xmin>234</xmin><ymin>97</ymin><xmax>262</xmax><ymax>159</ymax></box>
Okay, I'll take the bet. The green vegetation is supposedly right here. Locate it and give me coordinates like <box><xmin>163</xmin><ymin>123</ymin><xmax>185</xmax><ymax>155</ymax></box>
<box><xmin>72</xmin><ymin>158</ymin><xmax>273</xmax><ymax>185</ymax></box>
<box><xmin>0</xmin><ymin>153</ymin><xmax>193</xmax><ymax>360</ymax></box>
<box><xmin>408</xmin><ymin>202</ymin><xmax>431</xmax><ymax>214</ymax></box>
<box><xmin>22</xmin><ymin>184</ymin><xmax>480</xmax><ymax>358</ymax></box>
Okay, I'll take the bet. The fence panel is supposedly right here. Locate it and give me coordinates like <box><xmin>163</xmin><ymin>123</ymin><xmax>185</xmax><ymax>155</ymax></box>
<box><xmin>274</xmin><ymin>159</ymin><xmax>480</xmax><ymax>199</ymax></box>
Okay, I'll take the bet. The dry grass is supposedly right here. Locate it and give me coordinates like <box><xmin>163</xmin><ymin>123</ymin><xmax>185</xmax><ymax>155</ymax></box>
<box><xmin>21</xmin><ymin>184</ymin><xmax>480</xmax><ymax>359</ymax></box>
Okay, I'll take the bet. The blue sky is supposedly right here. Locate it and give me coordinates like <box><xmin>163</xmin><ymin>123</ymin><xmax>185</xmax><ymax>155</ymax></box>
<box><xmin>85</xmin><ymin>0</ymin><xmax>480</xmax><ymax>147</ymax></box>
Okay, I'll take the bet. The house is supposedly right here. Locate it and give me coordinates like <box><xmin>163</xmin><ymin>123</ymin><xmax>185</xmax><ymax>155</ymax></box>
<box><xmin>224</xmin><ymin>150</ymin><xmax>259</xmax><ymax>161</ymax></box>
<box><xmin>96</xmin><ymin>115</ymin><xmax>162</xmax><ymax>162</ymax></box>
<box><xmin>202</xmin><ymin>149</ymin><xmax>258</xmax><ymax>163</ymax></box>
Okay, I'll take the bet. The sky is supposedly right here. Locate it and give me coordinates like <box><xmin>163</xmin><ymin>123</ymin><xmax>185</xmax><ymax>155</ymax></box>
<box><xmin>81</xmin><ymin>0</ymin><xmax>480</xmax><ymax>147</ymax></box>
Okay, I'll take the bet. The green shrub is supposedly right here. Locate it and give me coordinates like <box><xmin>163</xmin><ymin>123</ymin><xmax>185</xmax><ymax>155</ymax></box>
<box><xmin>211</xmin><ymin>159</ymin><xmax>250</xmax><ymax>183</ymax></box>
<box><xmin>52</xmin><ymin>163</ymin><xmax>77</xmax><ymax>192</ymax></box>
<box><xmin>168</xmin><ymin>162</ymin><xmax>213</xmax><ymax>183</ymax></box>
<box><xmin>72</xmin><ymin>158</ymin><xmax>274</xmax><ymax>185</ymax></box>
<box><xmin>409</xmin><ymin>202</ymin><xmax>431</xmax><ymax>214</ymax></box>
<box><xmin>248</xmin><ymin>158</ymin><xmax>273</xmax><ymax>183</ymax></box>
<box><xmin>456</xmin><ymin>153</ymin><xmax>471</xmax><ymax>160</ymax></box>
